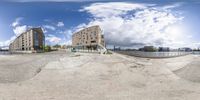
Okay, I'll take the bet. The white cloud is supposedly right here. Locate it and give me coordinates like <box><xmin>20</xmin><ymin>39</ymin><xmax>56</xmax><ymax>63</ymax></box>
<box><xmin>76</xmin><ymin>2</ymin><xmax>191</xmax><ymax>48</ymax></box>
<box><xmin>60</xmin><ymin>40</ymin><xmax>72</xmax><ymax>45</ymax></box>
<box><xmin>1</xmin><ymin>18</ymin><xmax>65</xmax><ymax>47</ymax></box>
<box><xmin>13</xmin><ymin>25</ymin><xmax>28</xmax><ymax>36</ymax></box>
<box><xmin>43</xmin><ymin>25</ymin><xmax>56</xmax><ymax>31</ymax></box>
<box><xmin>162</xmin><ymin>2</ymin><xmax>183</xmax><ymax>10</ymax></box>
<box><xmin>0</xmin><ymin>17</ymin><xmax>29</xmax><ymax>47</ymax></box>
<box><xmin>59</xmin><ymin>30</ymin><xmax>72</xmax><ymax>37</ymax></box>
<box><xmin>56</xmin><ymin>29</ymin><xmax>72</xmax><ymax>45</ymax></box>
<box><xmin>46</xmin><ymin>34</ymin><xmax>61</xmax><ymax>43</ymax></box>
<box><xmin>11</xmin><ymin>17</ymin><xmax>23</xmax><ymax>27</ymax></box>
<box><xmin>8</xmin><ymin>0</ymin><xmax>106</xmax><ymax>2</ymax></box>
<box><xmin>0</xmin><ymin>36</ymin><xmax>17</xmax><ymax>47</ymax></box>
<box><xmin>12</xmin><ymin>17</ymin><xmax>28</xmax><ymax>36</ymax></box>
<box><xmin>41</xmin><ymin>27</ymin><xmax>48</xmax><ymax>33</ymax></box>
<box><xmin>57</xmin><ymin>22</ymin><xmax>64</xmax><ymax>27</ymax></box>
<box><xmin>80</xmin><ymin>2</ymin><xmax>149</xmax><ymax>18</ymax></box>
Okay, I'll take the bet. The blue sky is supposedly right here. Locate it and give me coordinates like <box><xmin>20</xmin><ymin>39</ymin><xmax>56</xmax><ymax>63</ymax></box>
<box><xmin>0</xmin><ymin>0</ymin><xmax>200</xmax><ymax>48</ymax></box>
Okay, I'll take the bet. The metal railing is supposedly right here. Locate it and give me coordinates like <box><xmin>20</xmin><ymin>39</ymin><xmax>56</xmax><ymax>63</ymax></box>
<box><xmin>192</xmin><ymin>51</ymin><xmax>200</xmax><ymax>55</ymax></box>
<box><xmin>116</xmin><ymin>51</ymin><xmax>192</xmax><ymax>58</ymax></box>
<box><xmin>0</xmin><ymin>51</ymin><xmax>10</xmax><ymax>55</ymax></box>
<box><xmin>72</xmin><ymin>44</ymin><xmax>107</xmax><ymax>54</ymax></box>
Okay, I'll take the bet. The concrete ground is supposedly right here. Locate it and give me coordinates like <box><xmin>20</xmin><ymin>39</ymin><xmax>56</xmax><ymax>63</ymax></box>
<box><xmin>0</xmin><ymin>50</ymin><xmax>200</xmax><ymax>100</ymax></box>
<box><xmin>0</xmin><ymin>50</ymin><xmax>71</xmax><ymax>83</ymax></box>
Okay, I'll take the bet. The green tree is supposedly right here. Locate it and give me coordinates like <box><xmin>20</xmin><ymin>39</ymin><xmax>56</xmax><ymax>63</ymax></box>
<box><xmin>53</xmin><ymin>44</ymin><xmax>61</xmax><ymax>48</ymax></box>
<box><xmin>44</xmin><ymin>45</ymin><xmax>51</xmax><ymax>52</ymax></box>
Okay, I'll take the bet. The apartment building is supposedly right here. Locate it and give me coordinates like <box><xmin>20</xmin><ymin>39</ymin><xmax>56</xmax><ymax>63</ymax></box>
<box><xmin>9</xmin><ymin>27</ymin><xmax>45</xmax><ymax>53</ymax></box>
<box><xmin>72</xmin><ymin>25</ymin><xmax>106</xmax><ymax>51</ymax></box>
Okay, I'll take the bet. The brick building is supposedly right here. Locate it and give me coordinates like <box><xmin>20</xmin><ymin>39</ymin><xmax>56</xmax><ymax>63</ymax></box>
<box><xmin>9</xmin><ymin>27</ymin><xmax>45</xmax><ymax>53</ymax></box>
<box><xmin>72</xmin><ymin>25</ymin><xmax>106</xmax><ymax>51</ymax></box>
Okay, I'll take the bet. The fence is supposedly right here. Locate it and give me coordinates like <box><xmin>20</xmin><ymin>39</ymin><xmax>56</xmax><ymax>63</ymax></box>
<box><xmin>0</xmin><ymin>51</ymin><xmax>10</xmax><ymax>55</ymax></box>
<box><xmin>73</xmin><ymin>49</ymin><xmax>101</xmax><ymax>54</ymax></box>
<box><xmin>116</xmin><ymin>51</ymin><xmax>192</xmax><ymax>58</ymax></box>
<box><xmin>192</xmin><ymin>51</ymin><xmax>200</xmax><ymax>55</ymax></box>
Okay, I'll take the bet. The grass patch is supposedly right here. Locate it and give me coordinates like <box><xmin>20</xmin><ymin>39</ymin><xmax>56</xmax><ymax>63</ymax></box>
<box><xmin>106</xmin><ymin>51</ymin><xmax>113</xmax><ymax>54</ymax></box>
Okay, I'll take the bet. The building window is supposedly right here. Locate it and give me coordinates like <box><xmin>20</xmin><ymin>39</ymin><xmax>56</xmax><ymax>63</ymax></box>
<box><xmin>34</xmin><ymin>31</ymin><xmax>39</xmax><ymax>46</ymax></box>
<box><xmin>91</xmin><ymin>41</ymin><xmax>96</xmax><ymax>43</ymax></box>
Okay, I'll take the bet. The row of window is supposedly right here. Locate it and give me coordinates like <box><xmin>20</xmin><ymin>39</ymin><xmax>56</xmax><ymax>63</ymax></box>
<box><xmin>76</xmin><ymin>40</ymin><xmax>97</xmax><ymax>45</ymax></box>
<box><xmin>22</xmin><ymin>47</ymin><xmax>32</xmax><ymax>51</ymax></box>
<box><xmin>74</xmin><ymin>31</ymin><xmax>98</xmax><ymax>37</ymax></box>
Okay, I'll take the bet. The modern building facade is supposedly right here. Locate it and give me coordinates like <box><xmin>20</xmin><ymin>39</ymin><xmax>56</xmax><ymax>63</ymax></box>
<box><xmin>72</xmin><ymin>25</ymin><xmax>106</xmax><ymax>52</ymax></box>
<box><xmin>158</xmin><ymin>47</ymin><xmax>170</xmax><ymax>52</ymax></box>
<box><xmin>178</xmin><ymin>47</ymin><xmax>192</xmax><ymax>52</ymax></box>
<box><xmin>9</xmin><ymin>27</ymin><xmax>45</xmax><ymax>53</ymax></box>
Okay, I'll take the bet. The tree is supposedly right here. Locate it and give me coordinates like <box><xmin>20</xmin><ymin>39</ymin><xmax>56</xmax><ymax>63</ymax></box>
<box><xmin>44</xmin><ymin>45</ymin><xmax>51</xmax><ymax>52</ymax></box>
<box><xmin>53</xmin><ymin>44</ymin><xmax>61</xmax><ymax>48</ymax></box>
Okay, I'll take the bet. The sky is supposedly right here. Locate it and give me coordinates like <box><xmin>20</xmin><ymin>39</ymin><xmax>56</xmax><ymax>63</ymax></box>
<box><xmin>0</xmin><ymin>0</ymin><xmax>200</xmax><ymax>49</ymax></box>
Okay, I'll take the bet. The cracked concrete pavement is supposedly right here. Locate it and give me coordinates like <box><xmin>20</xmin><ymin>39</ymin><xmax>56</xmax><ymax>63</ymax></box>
<box><xmin>0</xmin><ymin>50</ymin><xmax>200</xmax><ymax>100</ymax></box>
